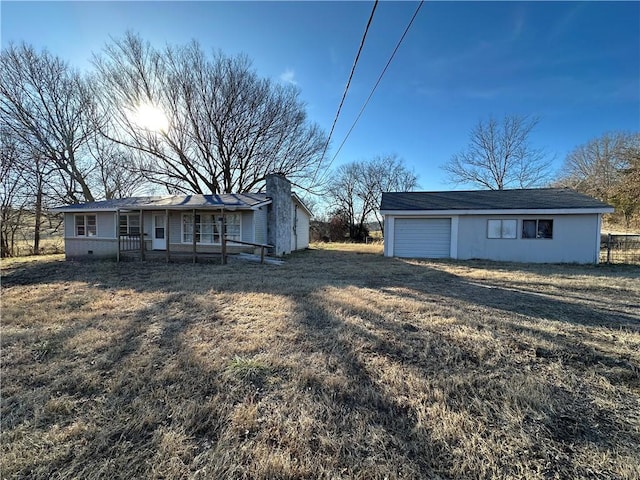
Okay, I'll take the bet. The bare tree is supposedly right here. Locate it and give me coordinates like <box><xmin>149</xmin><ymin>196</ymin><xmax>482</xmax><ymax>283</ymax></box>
<box><xmin>87</xmin><ymin>133</ymin><xmax>146</xmax><ymax>199</ymax></box>
<box><xmin>367</xmin><ymin>155</ymin><xmax>419</xmax><ymax>234</ymax></box>
<box><xmin>0</xmin><ymin>43</ymin><xmax>99</xmax><ymax>204</ymax></box>
<box><xmin>327</xmin><ymin>162</ymin><xmax>364</xmax><ymax>241</ymax></box>
<box><xmin>92</xmin><ymin>33</ymin><xmax>327</xmax><ymax>194</ymax></box>
<box><xmin>442</xmin><ymin>115</ymin><xmax>552</xmax><ymax>190</ymax></box>
<box><xmin>327</xmin><ymin>155</ymin><xmax>418</xmax><ymax>241</ymax></box>
<box><xmin>557</xmin><ymin>132</ymin><xmax>640</xmax><ymax>226</ymax></box>
<box><xmin>557</xmin><ymin>132</ymin><xmax>636</xmax><ymax>199</ymax></box>
<box><xmin>0</xmin><ymin>128</ymin><xmax>30</xmax><ymax>257</ymax></box>
<box><xmin>612</xmin><ymin>146</ymin><xmax>640</xmax><ymax>228</ymax></box>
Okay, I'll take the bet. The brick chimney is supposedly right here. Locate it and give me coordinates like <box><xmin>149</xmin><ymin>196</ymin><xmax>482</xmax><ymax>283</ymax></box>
<box><xmin>266</xmin><ymin>174</ymin><xmax>292</xmax><ymax>257</ymax></box>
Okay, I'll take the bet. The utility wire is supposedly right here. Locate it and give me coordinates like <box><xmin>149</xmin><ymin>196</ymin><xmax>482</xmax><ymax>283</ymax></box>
<box><xmin>330</xmin><ymin>0</ymin><xmax>424</xmax><ymax>165</ymax></box>
<box><xmin>314</xmin><ymin>0</ymin><xmax>379</xmax><ymax>182</ymax></box>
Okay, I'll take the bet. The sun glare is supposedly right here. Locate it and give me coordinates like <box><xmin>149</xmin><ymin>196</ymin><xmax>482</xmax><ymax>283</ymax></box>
<box><xmin>132</xmin><ymin>103</ymin><xmax>169</xmax><ymax>133</ymax></box>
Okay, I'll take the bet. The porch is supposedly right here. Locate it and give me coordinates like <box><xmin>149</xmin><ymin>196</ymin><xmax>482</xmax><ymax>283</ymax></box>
<box><xmin>118</xmin><ymin>234</ymin><xmax>273</xmax><ymax>264</ymax></box>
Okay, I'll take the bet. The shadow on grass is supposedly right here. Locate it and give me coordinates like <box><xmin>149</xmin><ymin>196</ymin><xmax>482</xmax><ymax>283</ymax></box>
<box><xmin>2</xmin><ymin>249</ymin><xmax>639</xmax><ymax>478</ymax></box>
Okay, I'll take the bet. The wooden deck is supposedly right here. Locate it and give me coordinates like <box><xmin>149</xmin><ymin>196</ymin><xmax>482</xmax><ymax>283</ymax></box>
<box><xmin>118</xmin><ymin>234</ymin><xmax>274</xmax><ymax>264</ymax></box>
<box><xmin>119</xmin><ymin>250</ymin><xmax>220</xmax><ymax>263</ymax></box>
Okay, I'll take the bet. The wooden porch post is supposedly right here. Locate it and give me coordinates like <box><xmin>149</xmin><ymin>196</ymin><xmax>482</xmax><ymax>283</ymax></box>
<box><xmin>139</xmin><ymin>210</ymin><xmax>145</xmax><ymax>261</ymax></box>
<box><xmin>192</xmin><ymin>209</ymin><xmax>197</xmax><ymax>264</ymax></box>
<box><xmin>165</xmin><ymin>209</ymin><xmax>170</xmax><ymax>263</ymax></box>
<box><xmin>220</xmin><ymin>215</ymin><xmax>227</xmax><ymax>265</ymax></box>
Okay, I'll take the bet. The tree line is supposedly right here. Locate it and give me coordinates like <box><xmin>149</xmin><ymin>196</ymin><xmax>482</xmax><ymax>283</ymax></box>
<box><xmin>322</xmin><ymin>117</ymin><xmax>639</xmax><ymax>242</ymax></box>
<box><xmin>2</xmin><ymin>35</ymin><xmax>638</xmax><ymax>256</ymax></box>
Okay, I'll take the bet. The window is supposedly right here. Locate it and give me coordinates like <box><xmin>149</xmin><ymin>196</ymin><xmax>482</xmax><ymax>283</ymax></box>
<box><xmin>487</xmin><ymin>219</ymin><xmax>517</xmax><ymax>239</ymax></box>
<box><xmin>119</xmin><ymin>214</ymin><xmax>141</xmax><ymax>235</ymax></box>
<box><xmin>182</xmin><ymin>213</ymin><xmax>241</xmax><ymax>244</ymax></box>
<box><xmin>522</xmin><ymin>219</ymin><xmax>553</xmax><ymax>239</ymax></box>
<box><xmin>75</xmin><ymin>215</ymin><xmax>96</xmax><ymax>237</ymax></box>
<box><xmin>154</xmin><ymin>215</ymin><xmax>165</xmax><ymax>239</ymax></box>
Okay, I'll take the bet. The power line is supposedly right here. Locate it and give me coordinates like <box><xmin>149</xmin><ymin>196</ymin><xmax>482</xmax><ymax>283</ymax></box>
<box><xmin>315</xmin><ymin>0</ymin><xmax>379</xmax><ymax>180</ymax></box>
<box><xmin>331</xmin><ymin>1</ymin><xmax>424</xmax><ymax>165</ymax></box>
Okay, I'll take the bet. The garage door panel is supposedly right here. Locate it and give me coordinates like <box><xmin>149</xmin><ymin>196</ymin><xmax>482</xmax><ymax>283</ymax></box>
<box><xmin>394</xmin><ymin>218</ymin><xmax>451</xmax><ymax>258</ymax></box>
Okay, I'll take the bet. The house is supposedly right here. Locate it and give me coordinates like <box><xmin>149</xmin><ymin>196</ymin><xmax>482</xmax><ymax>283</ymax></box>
<box><xmin>380</xmin><ymin>188</ymin><xmax>614</xmax><ymax>264</ymax></box>
<box><xmin>53</xmin><ymin>174</ymin><xmax>310</xmax><ymax>261</ymax></box>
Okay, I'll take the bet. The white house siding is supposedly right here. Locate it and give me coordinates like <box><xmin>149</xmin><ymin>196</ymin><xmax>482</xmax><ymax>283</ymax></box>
<box><xmin>291</xmin><ymin>201</ymin><xmax>310</xmax><ymax>251</ymax></box>
<box><xmin>456</xmin><ymin>214</ymin><xmax>601</xmax><ymax>263</ymax></box>
<box><xmin>254</xmin><ymin>207</ymin><xmax>268</xmax><ymax>245</ymax></box>
<box><xmin>168</xmin><ymin>212</ymin><xmax>182</xmax><ymax>245</ymax></box>
<box><xmin>65</xmin><ymin>238</ymin><xmax>118</xmax><ymax>259</ymax></box>
<box><xmin>241</xmin><ymin>211</ymin><xmax>253</xmax><ymax>243</ymax></box>
<box><xmin>64</xmin><ymin>213</ymin><xmax>74</xmax><ymax>237</ymax></box>
<box><xmin>64</xmin><ymin>212</ymin><xmax>118</xmax><ymax>259</ymax></box>
<box><xmin>64</xmin><ymin>211</ymin><xmax>116</xmax><ymax>238</ymax></box>
<box><xmin>392</xmin><ymin>218</ymin><xmax>451</xmax><ymax>258</ymax></box>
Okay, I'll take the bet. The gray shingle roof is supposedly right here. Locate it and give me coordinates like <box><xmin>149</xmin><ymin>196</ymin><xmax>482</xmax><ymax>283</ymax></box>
<box><xmin>380</xmin><ymin>188</ymin><xmax>613</xmax><ymax>211</ymax></box>
<box><xmin>53</xmin><ymin>193</ymin><xmax>269</xmax><ymax>211</ymax></box>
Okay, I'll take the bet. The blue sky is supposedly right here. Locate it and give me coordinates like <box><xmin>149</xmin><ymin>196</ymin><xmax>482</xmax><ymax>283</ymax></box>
<box><xmin>2</xmin><ymin>1</ymin><xmax>639</xmax><ymax>191</ymax></box>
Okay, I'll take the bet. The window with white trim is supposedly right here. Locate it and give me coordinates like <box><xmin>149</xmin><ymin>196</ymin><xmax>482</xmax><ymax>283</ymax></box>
<box><xmin>75</xmin><ymin>214</ymin><xmax>97</xmax><ymax>237</ymax></box>
<box><xmin>182</xmin><ymin>213</ymin><xmax>241</xmax><ymax>244</ymax></box>
<box><xmin>522</xmin><ymin>219</ymin><xmax>553</xmax><ymax>239</ymax></box>
<box><xmin>487</xmin><ymin>219</ymin><xmax>517</xmax><ymax>239</ymax></box>
<box><xmin>119</xmin><ymin>214</ymin><xmax>141</xmax><ymax>235</ymax></box>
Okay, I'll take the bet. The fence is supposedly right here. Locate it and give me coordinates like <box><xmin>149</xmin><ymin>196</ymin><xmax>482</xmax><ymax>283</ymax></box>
<box><xmin>600</xmin><ymin>234</ymin><xmax>640</xmax><ymax>264</ymax></box>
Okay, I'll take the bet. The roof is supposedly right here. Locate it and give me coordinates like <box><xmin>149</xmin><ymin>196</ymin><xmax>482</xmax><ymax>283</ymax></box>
<box><xmin>380</xmin><ymin>188</ymin><xmax>614</xmax><ymax>213</ymax></box>
<box><xmin>53</xmin><ymin>193</ymin><xmax>271</xmax><ymax>212</ymax></box>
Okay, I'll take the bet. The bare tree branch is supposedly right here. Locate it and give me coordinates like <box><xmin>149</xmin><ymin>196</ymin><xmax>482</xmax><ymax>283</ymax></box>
<box><xmin>327</xmin><ymin>155</ymin><xmax>418</xmax><ymax>240</ymax></box>
<box><xmin>1</xmin><ymin>43</ymin><xmax>100</xmax><ymax>203</ymax></box>
<box><xmin>92</xmin><ymin>33</ymin><xmax>327</xmax><ymax>195</ymax></box>
<box><xmin>442</xmin><ymin>115</ymin><xmax>552</xmax><ymax>190</ymax></box>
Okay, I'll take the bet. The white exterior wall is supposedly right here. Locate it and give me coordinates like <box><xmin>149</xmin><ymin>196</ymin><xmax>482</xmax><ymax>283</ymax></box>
<box><xmin>64</xmin><ymin>211</ymin><xmax>118</xmax><ymax>259</ymax></box>
<box><xmin>456</xmin><ymin>214</ymin><xmax>601</xmax><ymax>263</ymax></box>
<box><xmin>384</xmin><ymin>213</ymin><xmax>602</xmax><ymax>264</ymax></box>
<box><xmin>254</xmin><ymin>207</ymin><xmax>268</xmax><ymax>245</ymax></box>
<box><xmin>64</xmin><ymin>238</ymin><xmax>118</xmax><ymax>259</ymax></box>
<box><xmin>291</xmin><ymin>201</ymin><xmax>310</xmax><ymax>251</ymax></box>
<box><xmin>169</xmin><ymin>211</ymin><xmax>182</xmax><ymax>244</ymax></box>
<box><xmin>64</xmin><ymin>213</ymin><xmax>74</xmax><ymax>238</ymax></box>
<box><xmin>241</xmin><ymin>211</ymin><xmax>253</xmax><ymax>243</ymax></box>
<box><xmin>65</xmin><ymin>211</ymin><xmax>116</xmax><ymax>238</ymax></box>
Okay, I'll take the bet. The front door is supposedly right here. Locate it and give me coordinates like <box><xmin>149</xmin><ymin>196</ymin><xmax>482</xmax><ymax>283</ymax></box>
<box><xmin>152</xmin><ymin>214</ymin><xmax>166</xmax><ymax>250</ymax></box>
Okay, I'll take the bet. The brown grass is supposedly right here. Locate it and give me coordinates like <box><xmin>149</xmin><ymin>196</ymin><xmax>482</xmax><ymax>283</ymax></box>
<box><xmin>1</xmin><ymin>246</ymin><xmax>639</xmax><ymax>479</ymax></box>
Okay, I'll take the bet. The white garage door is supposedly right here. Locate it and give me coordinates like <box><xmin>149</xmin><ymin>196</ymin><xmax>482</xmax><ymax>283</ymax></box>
<box><xmin>393</xmin><ymin>218</ymin><xmax>451</xmax><ymax>258</ymax></box>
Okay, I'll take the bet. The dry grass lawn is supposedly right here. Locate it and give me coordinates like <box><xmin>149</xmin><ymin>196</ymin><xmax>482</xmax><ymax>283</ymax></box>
<box><xmin>1</xmin><ymin>244</ymin><xmax>639</xmax><ymax>479</ymax></box>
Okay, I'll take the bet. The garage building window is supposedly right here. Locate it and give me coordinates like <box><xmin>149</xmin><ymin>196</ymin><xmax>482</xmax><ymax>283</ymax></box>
<box><xmin>487</xmin><ymin>219</ymin><xmax>517</xmax><ymax>239</ymax></box>
<box><xmin>522</xmin><ymin>219</ymin><xmax>553</xmax><ymax>239</ymax></box>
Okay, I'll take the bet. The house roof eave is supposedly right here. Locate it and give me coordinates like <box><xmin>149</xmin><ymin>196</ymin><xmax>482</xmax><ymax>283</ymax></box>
<box><xmin>380</xmin><ymin>207</ymin><xmax>615</xmax><ymax>216</ymax></box>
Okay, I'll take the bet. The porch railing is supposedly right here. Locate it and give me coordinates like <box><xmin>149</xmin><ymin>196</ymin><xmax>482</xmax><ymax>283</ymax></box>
<box><xmin>119</xmin><ymin>233</ymin><xmax>142</xmax><ymax>252</ymax></box>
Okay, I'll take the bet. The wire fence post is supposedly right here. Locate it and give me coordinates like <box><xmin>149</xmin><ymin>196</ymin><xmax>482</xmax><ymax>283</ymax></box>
<box><xmin>606</xmin><ymin>233</ymin><xmax>612</xmax><ymax>264</ymax></box>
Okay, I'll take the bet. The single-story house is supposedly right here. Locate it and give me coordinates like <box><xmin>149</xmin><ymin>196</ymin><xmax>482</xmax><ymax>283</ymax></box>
<box><xmin>52</xmin><ymin>174</ymin><xmax>310</xmax><ymax>261</ymax></box>
<box><xmin>380</xmin><ymin>188</ymin><xmax>614</xmax><ymax>264</ymax></box>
